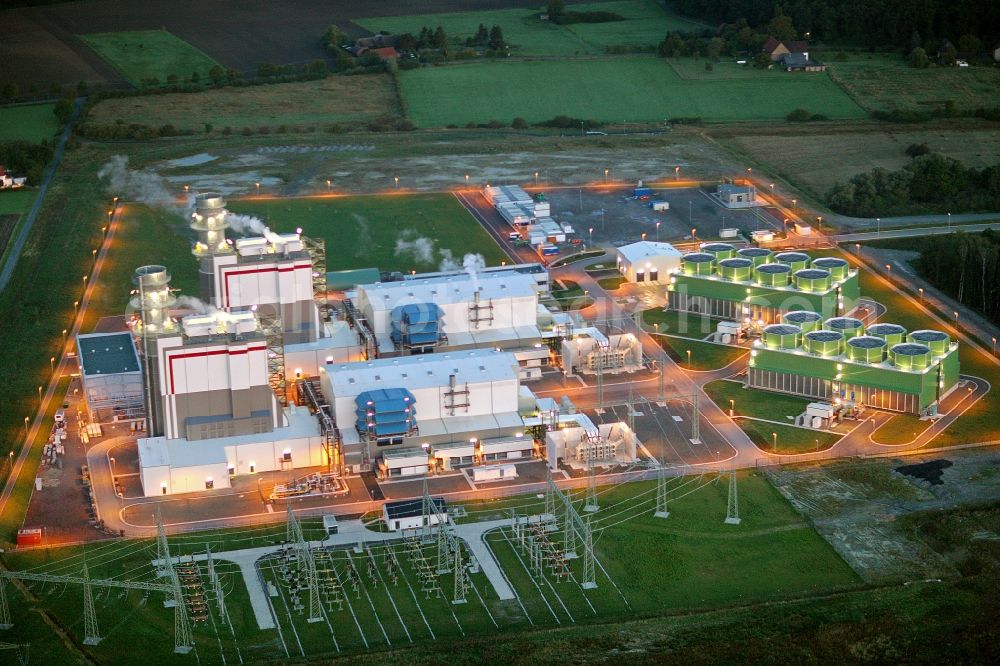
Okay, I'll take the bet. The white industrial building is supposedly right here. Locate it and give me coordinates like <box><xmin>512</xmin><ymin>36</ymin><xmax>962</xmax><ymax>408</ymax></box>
<box><xmin>383</xmin><ymin>497</ymin><xmax>448</xmax><ymax>532</ymax></box>
<box><xmin>318</xmin><ymin>349</ymin><xmax>533</xmax><ymax>477</ymax></box>
<box><xmin>561</xmin><ymin>329</ymin><xmax>644</xmax><ymax>375</ymax></box>
<box><xmin>350</xmin><ymin>271</ymin><xmax>545</xmax><ymax>357</ymax></box>
<box><xmin>544</xmin><ymin>414</ymin><xmax>638</xmax><ymax>470</ymax></box>
<box><xmin>76</xmin><ymin>332</ymin><xmax>144</xmax><ymax>422</ymax></box>
<box><xmin>616</xmin><ymin>241</ymin><xmax>683</xmax><ymax>283</ymax></box>
<box><xmin>714</xmin><ymin>183</ymin><xmax>761</xmax><ymax>208</ymax></box>
<box><xmin>483</xmin><ymin>185</ymin><xmax>549</xmax><ymax>227</ymax></box>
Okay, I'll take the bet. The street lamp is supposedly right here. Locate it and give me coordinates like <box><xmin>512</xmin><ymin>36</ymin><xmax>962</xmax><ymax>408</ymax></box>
<box><xmin>604</xmin><ymin>168</ymin><xmax>609</xmax><ymax>183</ymax></box>
<box><xmin>534</xmin><ymin>171</ymin><xmax>539</xmax><ymax>185</ymax></box>
<box><xmin>326</xmin><ymin>179</ymin><xmax>331</xmax><ymax>190</ymax></box>
<box><xmin>772</xmin><ymin>432</ymin><xmax>778</xmax><ymax>453</ymax></box>
<box><xmin>918</xmin><ymin>287</ymin><xmax>924</xmax><ymax>302</ymax></box>
<box><xmin>791</xmin><ymin>198</ymin><xmax>796</xmax><ymax>211</ymax></box>
<box><xmin>641</xmin><ymin>232</ymin><xmax>647</xmax><ymax>241</ymax></box>
<box><xmin>656</xmin><ymin>221</ymin><xmax>661</xmax><ymax>242</ymax></box>
<box><xmin>183</xmin><ymin>185</ymin><xmax>189</xmax><ymax>193</ymax></box>
<box><xmin>37</xmin><ymin>385</ymin><xmax>43</xmax><ymax>404</ymax></box>
<box><xmin>992</xmin><ymin>337</ymin><xmax>996</xmax><ymax>356</ymax></box>
<box><xmin>110</xmin><ymin>456</ymin><xmax>116</xmax><ymax>479</ymax></box>
<box><xmin>394</xmin><ymin>176</ymin><xmax>399</xmax><ymax>188</ymax></box>
<box><xmin>465</xmin><ymin>174</ymin><xmax>469</xmax><ymax>186</ymax></box>
<box><xmin>50</xmin><ymin>357</ymin><xmax>55</xmax><ymax>373</ymax></box>
<box><xmin>589</xmin><ymin>227</ymin><xmax>593</xmax><ymax>244</ymax></box>
<box><xmin>691</xmin><ymin>227</ymin><xmax>696</xmax><ymax>240</ymax></box>
<box><xmin>947</xmin><ymin>212</ymin><xmax>951</xmax><ymax>229</ymax></box>
<box><xmin>255</xmin><ymin>182</ymin><xmax>260</xmax><ymax>194</ymax></box>
<box><xmin>23</xmin><ymin>416</ymin><xmax>29</xmax><ymax>440</ymax></box>
<box><xmin>855</xmin><ymin>243</ymin><xmax>860</xmax><ymax>255</ymax></box>
<box><xmin>654</xmin><ymin>323</ymin><xmax>659</xmax><ymax>335</ymax></box>
<box><xmin>686</xmin><ymin>349</ymin><xmax>692</xmax><ymax>367</ymax></box>
<box><xmin>876</xmin><ymin>217</ymin><xmax>880</xmax><ymax>235</ymax></box>
<box><xmin>885</xmin><ymin>264</ymin><xmax>891</xmax><ymax>273</ymax></box>
<box><xmin>729</xmin><ymin>399</ymin><xmax>735</xmax><ymax>417</ymax></box>
<box><xmin>674</xmin><ymin>166</ymin><xmax>680</xmax><ymax>180</ymax></box>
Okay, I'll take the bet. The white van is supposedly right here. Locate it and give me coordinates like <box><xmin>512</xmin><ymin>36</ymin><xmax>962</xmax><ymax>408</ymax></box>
<box><xmin>54</xmin><ymin>409</ymin><xmax>66</xmax><ymax>425</ymax></box>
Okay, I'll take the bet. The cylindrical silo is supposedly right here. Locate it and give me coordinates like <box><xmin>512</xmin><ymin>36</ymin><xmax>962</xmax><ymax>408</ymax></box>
<box><xmin>794</xmin><ymin>268</ymin><xmax>832</xmax><ymax>292</ymax></box>
<box><xmin>866</xmin><ymin>323</ymin><xmax>907</xmax><ymax>347</ymax></box>
<box><xmin>811</xmin><ymin>256</ymin><xmax>850</xmax><ymax>281</ymax></box>
<box><xmin>699</xmin><ymin>242</ymin><xmax>736</xmax><ymax>260</ymax></box>
<box><xmin>755</xmin><ymin>263</ymin><xmax>792</xmax><ymax>287</ymax></box>
<box><xmin>681</xmin><ymin>252</ymin><xmax>716</xmax><ymax>276</ymax></box>
<box><xmin>782</xmin><ymin>310</ymin><xmax>824</xmax><ymax>333</ymax></box>
<box><xmin>803</xmin><ymin>330</ymin><xmax>844</xmax><ymax>356</ymax></box>
<box><xmin>907</xmin><ymin>330</ymin><xmax>950</xmax><ymax>356</ymax></box>
<box><xmin>737</xmin><ymin>247</ymin><xmax>772</xmax><ymax>266</ymax></box>
<box><xmin>718</xmin><ymin>257</ymin><xmax>754</xmax><ymax>282</ymax></box>
<box><xmin>846</xmin><ymin>335</ymin><xmax>887</xmax><ymax>364</ymax></box>
<box><xmin>762</xmin><ymin>323</ymin><xmax>801</xmax><ymax>349</ymax></box>
<box><xmin>825</xmin><ymin>316</ymin><xmax>864</xmax><ymax>339</ymax></box>
<box><xmin>775</xmin><ymin>251</ymin><xmax>811</xmax><ymax>273</ymax></box>
<box><xmin>890</xmin><ymin>342</ymin><xmax>932</xmax><ymax>370</ymax></box>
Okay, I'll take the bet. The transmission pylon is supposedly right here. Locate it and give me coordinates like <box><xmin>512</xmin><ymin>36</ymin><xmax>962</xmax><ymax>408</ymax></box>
<box><xmin>724</xmin><ymin>469</ymin><xmax>741</xmax><ymax>525</ymax></box>
<box><xmin>654</xmin><ymin>460</ymin><xmax>670</xmax><ymax>519</ymax></box>
<box><xmin>544</xmin><ymin>472</ymin><xmax>557</xmax><ymax>524</ymax></box>
<box><xmin>657</xmin><ymin>350</ymin><xmax>667</xmax><ymax>403</ymax></box>
<box><xmin>583</xmin><ymin>437</ymin><xmax>599</xmax><ymax>513</ymax></box>
<box><xmin>562</xmin><ymin>502</ymin><xmax>578</xmax><ymax>558</ymax></box>
<box><xmin>595</xmin><ymin>354</ymin><xmax>604</xmax><ymax>410</ymax></box>
<box><xmin>421</xmin><ymin>480</ymin><xmax>434</xmax><ymax>540</ymax></box>
<box><xmin>205</xmin><ymin>547</ymin><xmax>227</xmax><ymax>621</ymax></box>
<box><xmin>581</xmin><ymin>515</ymin><xmax>597</xmax><ymax>590</ymax></box>
<box><xmin>691</xmin><ymin>392</ymin><xmax>701</xmax><ymax>444</ymax></box>
<box><xmin>435</xmin><ymin>519</ymin><xmax>451</xmax><ymax>575</ymax></box>
<box><xmin>155</xmin><ymin>508</ymin><xmax>171</xmax><ymax>578</ymax></box>
<box><xmin>452</xmin><ymin>544</ymin><xmax>467</xmax><ymax>605</ymax></box>
<box><xmin>0</xmin><ymin>580</ymin><xmax>11</xmax><ymax>629</ymax></box>
<box><xmin>82</xmin><ymin>563</ymin><xmax>101</xmax><ymax>646</ymax></box>
<box><xmin>172</xmin><ymin>573</ymin><xmax>193</xmax><ymax>654</ymax></box>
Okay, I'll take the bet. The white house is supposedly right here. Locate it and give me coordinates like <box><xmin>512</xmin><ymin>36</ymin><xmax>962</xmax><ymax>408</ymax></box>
<box><xmin>616</xmin><ymin>241</ymin><xmax>682</xmax><ymax>283</ymax></box>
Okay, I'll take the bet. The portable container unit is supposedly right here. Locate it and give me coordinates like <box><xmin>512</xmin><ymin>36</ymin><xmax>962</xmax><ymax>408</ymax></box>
<box><xmin>794</xmin><ymin>268</ymin><xmax>832</xmax><ymax>292</ymax></box>
<box><xmin>890</xmin><ymin>342</ymin><xmax>933</xmax><ymax>370</ymax></box>
<box><xmin>634</xmin><ymin>187</ymin><xmax>653</xmax><ymax>198</ymax></box>
<box><xmin>681</xmin><ymin>252</ymin><xmax>716</xmax><ymax>276</ymax></box>
<box><xmin>717</xmin><ymin>257</ymin><xmax>754</xmax><ymax>282</ymax></box>
<box><xmin>699</xmin><ymin>242</ymin><xmax>736</xmax><ymax>260</ymax></box>
<box><xmin>825</xmin><ymin>317</ymin><xmax>864</xmax><ymax>340</ymax></box>
<box><xmin>846</xmin><ymin>335</ymin><xmax>887</xmax><ymax>364</ymax></box>
<box><xmin>907</xmin><ymin>330</ymin><xmax>950</xmax><ymax>356</ymax></box>
<box><xmin>762</xmin><ymin>323</ymin><xmax>801</xmax><ymax>349</ymax></box>
<box><xmin>803</xmin><ymin>330</ymin><xmax>844</xmax><ymax>356</ymax></box>
<box><xmin>865</xmin><ymin>323</ymin><xmax>907</xmax><ymax>347</ymax></box>
<box><xmin>737</xmin><ymin>247</ymin><xmax>772</xmax><ymax>266</ymax></box>
<box><xmin>754</xmin><ymin>262</ymin><xmax>791</xmax><ymax>287</ymax></box>
<box><xmin>811</xmin><ymin>257</ymin><xmax>850</xmax><ymax>281</ymax></box>
<box><xmin>650</xmin><ymin>200</ymin><xmax>669</xmax><ymax>211</ymax></box>
<box><xmin>782</xmin><ymin>310</ymin><xmax>823</xmax><ymax>333</ymax></box>
<box><xmin>774</xmin><ymin>251</ymin><xmax>811</xmax><ymax>272</ymax></box>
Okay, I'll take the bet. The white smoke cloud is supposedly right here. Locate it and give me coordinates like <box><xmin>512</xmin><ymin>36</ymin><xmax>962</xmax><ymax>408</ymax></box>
<box><xmin>395</xmin><ymin>231</ymin><xmax>436</xmax><ymax>264</ymax></box>
<box><xmin>173</xmin><ymin>295</ymin><xmax>217</xmax><ymax>315</ymax></box>
<box><xmin>227</xmin><ymin>213</ymin><xmax>282</xmax><ymax>243</ymax></box>
<box><xmin>438</xmin><ymin>248</ymin><xmax>458</xmax><ymax>272</ymax></box>
<box><xmin>97</xmin><ymin>155</ymin><xmax>177</xmax><ymax>208</ymax></box>
<box><xmin>463</xmin><ymin>253</ymin><xmax>486</xmax><ymax>292</ymax></box>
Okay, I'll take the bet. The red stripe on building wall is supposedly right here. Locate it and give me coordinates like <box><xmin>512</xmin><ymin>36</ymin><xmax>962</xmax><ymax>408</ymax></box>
<box><xmin>221</xmin><ymin>263</ymin><xmax>312</xmax><ymax>306</ymax></box>
<box><xmin>166</xmin><ymin>345</ymin><xmax>267</xmax><ymax>394</ymax></box>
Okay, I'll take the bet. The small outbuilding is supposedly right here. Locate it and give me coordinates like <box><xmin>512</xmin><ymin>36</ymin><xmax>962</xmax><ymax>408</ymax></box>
<box><xmin>715</xmin><ymin>183</ymin><xmax>761</xmax><ymax>208</ymax></box>
<box><xmin>616</xmin><ymin>240</ymin><xmax>682</xmax><ymax>283</ymax></box>
<box><xmin>383</xmin><ymin>497</ymin><xmax>448</xmax><ymax>532</ymax></box>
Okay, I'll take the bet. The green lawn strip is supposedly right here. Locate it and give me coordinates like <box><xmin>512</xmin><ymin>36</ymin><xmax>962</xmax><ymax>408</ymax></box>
<box><xmin>227</xmin><ymin>194</ymin><xmax>506</xmax><ymax>273</ymax></box>
<box><xmin>0</xmin><ymin>189</ymin><xmax>38</xmax><ymax>215</ymax></box>
<box><xmin>79</xmin><ymin>30</ymin><xmax>221</xmax><ymax>86</ymax></box>
<box><xmin>738</xmin><ymin>420</ymin><xmax>839</xmax><ymax>454</ymax></box>
<box><xmin>356</xmin><ymin>0</ymin><xmax>703</xmax><ymax>57</ymax></box>
<box><xmin>703</xmin><ymin>379</ymin><xmax>812</xmax><ymax>421</ymax></box>
<box><xmin>657</xmin><ymin>336</ymin><xmax>747</xmax><ymax>371</ymax></box>
<box><xmin>400</xmin><ymin>58</ymin><xmax>866</xmax><ymax>127</ymax></box>
<box><xmin>872</xmin><ymin>413</ymin><xmax>933</xmax><ymax>445</ymax></box>
<box><xmin>640</xmin><ymin>307</ymin><xmax>723</xmax><ymax>338</ymax></box>
<box><xmin>845</xmin><ymin>248</ymin><xmax>1000</xmax><ymax>447</ymax></box>
<box><xmin>549</xmin><ymin>249</ymin><xmax>603</xmax><ymax>267</ymax></box>
<box><xmin>0</xmin><ymin>103</ymin><xmax>59</xmax><ymax>142</ymax></box>
<box><xmin>596</xmin><ymin>275</ymin><xmax>626</xmax><ymax>290</ymax></box>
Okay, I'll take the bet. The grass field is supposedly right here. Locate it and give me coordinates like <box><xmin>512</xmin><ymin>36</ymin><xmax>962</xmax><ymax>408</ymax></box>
<box><xmin>80</xmin><ymin>30</ymin><xmax>221</xmax><ymax>85</ymax></box>
<box><xmin>704</xmin><ymin>379</ymin><xmax>812</xmax><ymax>421</ymax></box>
<box><xmin>872</xmin><ymin>413</ymin><xmax>933</xmax><ymax>445</ymax></box>
<box><xmin>227</xmin><ymin>194</ymin><xmax>507</xmax><ymax>273</ymax></box>
<box><xmin>356</xmin><ymin>1</ymin><xmax>706</xmax><ymax>57</ymax></box>
<box><xmin>0</xmin><ymin>103</ymin><xmax>59</xmax><ymax>142</ymax></box>
<box><xmin>0</xmin><ymin>473</ymin><xmax>859</xmax><ymax>662</ymax></box>
<box><xmin>739</xmin><ymin>420</ymin><xmax>840</xmax><ymax>454</ymax></box>
<box><xmin>641</xmin><ymin>307</ymin><xmax>723</xmax><ymax>338</ymax></box>
<box><xmin>727</xmin><ymin>128</ymin><xmax>1000</xmax><ymax>200</ymax></box>
<box><xmin>400</xmin><ymin>57</ymin><xmax>866</xmax><ymax>127</ymax></box>
<box><xmin>88</xmin><ymin>75</ymin><xmax>399</xmax><ymax>132</ymax></box>
<box><xmin>657</xmin><ymin>336</ymin><xmax>747</xmax><ymax>371</ymax></box>
<box><xmin>0</xmin><ymin>189</ymin><xmax>37</xmax><ymax>215</ymax></box>
<box><xmin>827</xmin><ymin>55</ymin><xmax>1000</xmax><ymax>113</ymax></box>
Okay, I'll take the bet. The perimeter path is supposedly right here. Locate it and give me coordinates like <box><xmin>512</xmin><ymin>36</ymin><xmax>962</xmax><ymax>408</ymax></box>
<box><xmin>0</xmin><ymin>200</ymin><xmax>121</xmax><ymax>534</ymax></box>
<box><xmin>153</xmin><ymin>517</ymin><xmax>515</xmax><ymax>630</ymax></box>
<box><xmin>0</xmin><ymin>97</ymin><xmax>83</xmax><ymax>293</ymax></box>
<box><xmin>831</xmin><ymin>221</ymin><xmax>1000</xmax><ymax>243</ymax></box>
<box><xmin>824</xmin><ymin>212</ymin><xmax>1000</xmax><ymax>232</ymax></box>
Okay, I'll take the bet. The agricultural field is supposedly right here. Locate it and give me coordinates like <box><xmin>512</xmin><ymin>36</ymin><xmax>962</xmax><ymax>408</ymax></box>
<box><xmin>400</xmin><ymin>57</ymin><xmax>866</xmax><ymax>127</ymax></box>
<box><xmin>356</xmin><ymin>0</ymin><xmax>705</xmax><ymax>57</ymax></box>
<box><xmin>0</xmin><ymin>103</ymin><xmax>59</xmax><ymax>143</ymax></box>
<box><xmin>80</xmin><ymin>30</ymin><xmax>221</xmax><ymax>85</ymax></box>
<box><xmin>0</xmin><ymin>472</ymin><xmax>861</xmax><ymax>663</ymax></box>
<box><xmin>227</xmin><ymin>194</ymin><xmax>507</xmax><ymax>273</ymax></box>
<box><xmin>726</xmin><ymin>128</ymin><xmax>1000</xmax><ymax>201</ymax></box>
<box><xmin>826</xmin><ymin>55</ymin><xmax>1000</xmax><ymax>113</ymax></box>
<box><xmin>88</xmin><ymin>75</ymin><xmax>400</xmax><ymax>133</ymax></box>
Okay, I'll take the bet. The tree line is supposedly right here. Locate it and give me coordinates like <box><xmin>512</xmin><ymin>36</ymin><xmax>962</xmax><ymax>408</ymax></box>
<box><xmin>913</xmin><ymin>231</ymin><xmax>1000</xmax><ymax>325</ymax></box>
<box><xmin>0</xmin><ymin>140</ymin><xmax>53</xmax><ymax>185</ymax></box>
<box><xmin>671</xmin><ymin>0</ymin><xmax>998</xmax><ymax>49</ymax></box>
<box><xmin>827</xmin><ymin>154</ymin><xmax>1000</xmax><ymax>217</ymax></box>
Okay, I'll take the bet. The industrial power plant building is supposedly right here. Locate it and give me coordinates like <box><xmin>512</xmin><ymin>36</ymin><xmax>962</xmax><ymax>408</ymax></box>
<box><xmin>667</xmin><ymin>246</ymin><xmax>860</xmax><ymax>323</ymax></box>
<box><xmin>318</xmin><ymin>349</ymin><xmax>533</xmax><ymax>477</ymax></box>
<box><xmin>615</xmin><ymin>241</ymin><xmax>683</xmax><ymax>283</ymax></box>
<box><xmin>76</xmin><ymin>332</ymin><xmax>144</xmax><ymax>422</ymax></box>
<box><xmin>748</xmin><ymin>314</ymin><xmax>960</xmax><ymax>414</ymax></box>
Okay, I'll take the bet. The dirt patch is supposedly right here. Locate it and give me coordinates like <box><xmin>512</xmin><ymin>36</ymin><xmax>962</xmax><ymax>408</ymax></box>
<box><xmin>896</xmin><ymin>459</ymin><xmax>953</xmax><ymax>486</ymax></box>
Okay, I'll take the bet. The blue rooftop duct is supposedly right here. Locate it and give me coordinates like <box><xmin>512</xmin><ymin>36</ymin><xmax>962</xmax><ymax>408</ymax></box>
<box><xmin>355</xmin><ymin>388</ymin><xmax>418</xmax><ymax>438</ymax></box>
<box><xmin>391</xmin><ymin>303</ymin><xmax>442</xmax><ymax>349</ymax></box>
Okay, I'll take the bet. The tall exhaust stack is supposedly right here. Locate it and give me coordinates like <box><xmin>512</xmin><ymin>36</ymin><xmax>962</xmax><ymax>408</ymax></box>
<box><xmin>190</xmin><ymin>192</ymin><xmax>232</xmax><ymax>304</ymax></box>
<box><xmin>130</xmin><ymin>265</ymin><xmax>177</xmax><ymax>436</ymax></box>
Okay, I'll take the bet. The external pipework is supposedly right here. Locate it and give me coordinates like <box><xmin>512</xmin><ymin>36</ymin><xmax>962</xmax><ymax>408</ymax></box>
<box><xmin>130</xmin><ymin>265</ymin><xmax>177</xmax><ymax>438</ymax></box>
<box><xmin>190</xmin><ymin>192</ymin><xmax>233</xmax><ymax>303</ymax></box>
